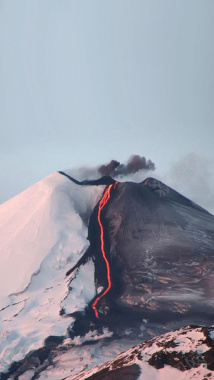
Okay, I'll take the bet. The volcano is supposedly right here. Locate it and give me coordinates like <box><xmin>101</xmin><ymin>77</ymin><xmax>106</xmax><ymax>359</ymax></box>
<box><xmin>0</xmin><ymin>172</ymin><xmax>214</xmax><ymax>379</ymax></box>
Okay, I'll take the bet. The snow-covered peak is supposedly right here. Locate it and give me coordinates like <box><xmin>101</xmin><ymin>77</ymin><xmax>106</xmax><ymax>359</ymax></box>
<box><xmin>0</xmin><ymin>172</ymin><xmax>105</xmax><ymax>372</ymax></box>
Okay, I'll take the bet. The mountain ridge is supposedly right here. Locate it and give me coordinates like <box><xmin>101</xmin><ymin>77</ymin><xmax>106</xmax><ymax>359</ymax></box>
<box><xmin>0</xmin><ymin>172</ymin><xmax>214</xmax><ymax>379</ymax></box>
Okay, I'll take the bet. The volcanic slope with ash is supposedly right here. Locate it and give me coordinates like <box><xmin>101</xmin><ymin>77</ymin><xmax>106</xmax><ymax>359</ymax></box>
<box><xmin>86</xmin><ymin>177</ymin><xmax>214</xmax><ymax>331</ymax></box>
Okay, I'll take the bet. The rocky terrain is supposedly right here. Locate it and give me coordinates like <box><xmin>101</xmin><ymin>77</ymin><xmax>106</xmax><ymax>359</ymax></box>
<box><xmin>67</xmin><ymin>325</ymin><xmax>214</xmax><ymax>380</ymax></box>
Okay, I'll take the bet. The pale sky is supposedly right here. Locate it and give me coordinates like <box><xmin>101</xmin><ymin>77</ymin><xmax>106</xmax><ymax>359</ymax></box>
<box><xmin>1</xmin><ymin>0</ymin><xmax>214</xmax><ymax>204</ymax></box>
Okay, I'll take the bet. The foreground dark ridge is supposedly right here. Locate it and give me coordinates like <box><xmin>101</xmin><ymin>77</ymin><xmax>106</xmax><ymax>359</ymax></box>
<box><xmin>3</xmin><ymin>324</ymin><xmax>214</xmax><ymax>380</ymax></box>
<box><xmin>66</xmin><ymin>325</ymin><xmax>214</xmax><ymax>380</ymax></box>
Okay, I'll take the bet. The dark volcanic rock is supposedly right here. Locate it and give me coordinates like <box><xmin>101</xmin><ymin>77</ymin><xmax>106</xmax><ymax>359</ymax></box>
<box><xmin>83</xmin><ymin>364</ymin><xmax>141</xmax><ymax>380</ymax></box>
<box><xmin>64</xmin><ymin>176</ymin><xmax>214</xmax><ymax>339</ymax></box>
<box><xmin>92</xmin><ymin>177</ymin><xmax>214</xmax><ymax>328</ymax></box>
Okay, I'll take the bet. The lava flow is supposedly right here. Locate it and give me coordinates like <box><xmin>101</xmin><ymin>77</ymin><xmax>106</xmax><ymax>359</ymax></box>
<box><xmin>92</xmin><ymin>182</ymin><xmax>118</xmax><ymax>318</ymax></box>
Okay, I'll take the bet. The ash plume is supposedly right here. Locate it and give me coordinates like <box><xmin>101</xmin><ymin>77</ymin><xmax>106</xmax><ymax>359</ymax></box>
<box><xmin>98</xmin><ymin>155</ymin><xmax>155</xmax><ymax>177</ymax></box>
<box><xmin>98</xmin><ymin>160</ymin><xmax>120</xmax><ymax>177</ymax></box>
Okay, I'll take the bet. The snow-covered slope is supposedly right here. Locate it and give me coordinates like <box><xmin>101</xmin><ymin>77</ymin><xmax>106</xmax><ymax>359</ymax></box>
<box><xmin>67</xmin><ymin>325</ymin><xmax>214</xmax><ymax>380</ymax></box>
<box><xmin>0</xmin><ymin>173</ymin><xmax>104</xmax><ymax>372</ymax></box>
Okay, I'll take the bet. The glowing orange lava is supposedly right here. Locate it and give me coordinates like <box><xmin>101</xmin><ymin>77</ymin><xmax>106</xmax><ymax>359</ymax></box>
<box><xmin>92</xmin><ymin>182</ymin><xmax>118</xmax><ymax>318</ymax></box>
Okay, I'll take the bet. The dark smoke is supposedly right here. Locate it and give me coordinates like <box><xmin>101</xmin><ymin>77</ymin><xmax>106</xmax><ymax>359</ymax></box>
<box><xmin>98</xmin><ymin>160</ymin><xmax>120</xmax><ymax>177</ymax></box>
<box><xmin>98</xmin><ymin>155</ymin><xmax>155</xmax><ymax>177</ymax></box>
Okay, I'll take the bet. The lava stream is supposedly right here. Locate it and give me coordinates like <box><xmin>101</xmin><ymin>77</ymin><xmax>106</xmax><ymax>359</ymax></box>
<box><xmin>92</xmin><ymin>182</ymin><xmax>118</xmax><ymax>318</ymax></box>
